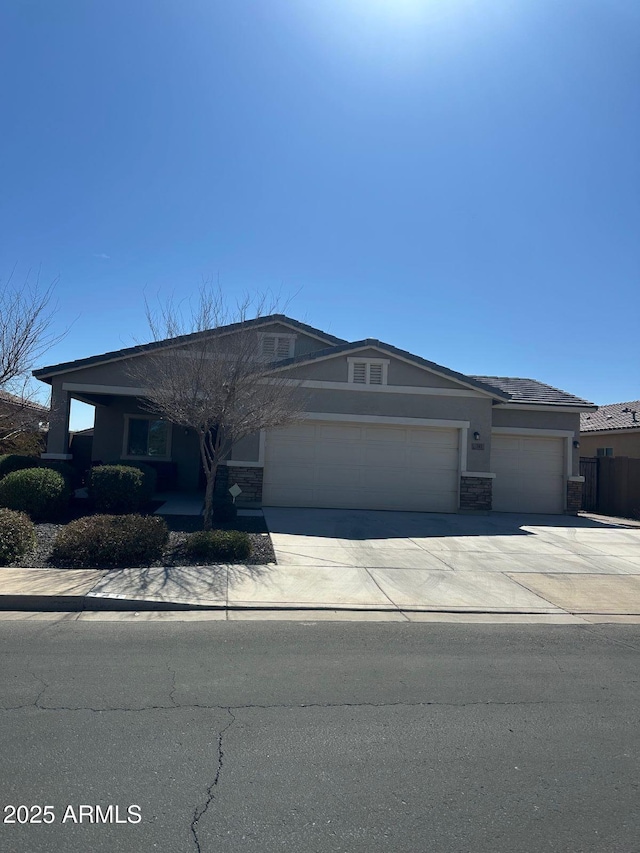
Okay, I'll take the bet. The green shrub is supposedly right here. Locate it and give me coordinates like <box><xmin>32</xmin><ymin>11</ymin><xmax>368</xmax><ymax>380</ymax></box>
<box><xmin>0</xmin><ymin>468</ymin><xmax>70</xmax><ymax>521</ymax></box>
<box><xmin>51</xmin><ymin>514</ymin><xmax>169</xmax><ymax>568</ymax></box>
<box><xmin>117</xmin><ymin>462</ymin><xmax>158</xmax><ymax>503</ymax></box>
<box><xmin>0</xmin><ymin>508</ymin><xmax>36</xmax><ymax>565</ymax></box>
<box><xmin>88</xmin><ymin>464</ymin><xmax>154</xmax><ymax>513</ymax></box>
<box><xmin>0</xmin><ymin>454</ymin><xmax>40</xmax><ymax>480</ymax></box>
<box><xmin>184</xmin><ymin>529</ymin><xmax>251</xmax><ymax>563</ymax></box>
<box><xmin>39</xmin><ymin>459</ymin><xmax>77</xmax><ymax>488</ymax></box>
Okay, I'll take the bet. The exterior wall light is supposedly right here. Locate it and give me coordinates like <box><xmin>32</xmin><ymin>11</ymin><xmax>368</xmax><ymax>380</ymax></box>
<box><xmin>573</xmin><ymin>440</ymin><xmax>580</xmax><ymax>449</ymax></box>
<box><xmin>473</xmin><ymin>431</ymin><xmax>481</xmax><ymax>441</ymax></box>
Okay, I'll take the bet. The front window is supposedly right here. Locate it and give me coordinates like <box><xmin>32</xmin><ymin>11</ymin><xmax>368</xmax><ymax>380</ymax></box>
<box><xmin>126</xmin><ymin>417</ymin><xmax>170</xmax><ymax>458</ymax></box>
<box><xmin>596</xmin><ymin>447</ymin><xmax>613</xmax><ymax>457</ymax></box>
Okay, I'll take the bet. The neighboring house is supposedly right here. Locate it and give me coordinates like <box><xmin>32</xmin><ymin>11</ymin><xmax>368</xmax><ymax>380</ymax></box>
<box><xmin>580</xmin><ymin>401</ymin><xmax>640</xmax><ymax>459</ymax></box>
<box><xmin>0</xmin><ymin>390</ymin><xmax>49</xmax><ymax>454</ymax></box>
<box><xmin>33</xmin><ymin>315</ymin><xmax>596</xmax><ymax>515</ymax></box>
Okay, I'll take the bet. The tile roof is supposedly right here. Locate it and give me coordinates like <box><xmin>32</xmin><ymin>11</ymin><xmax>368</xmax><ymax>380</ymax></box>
<box><xmin>0</xmin><ymin>390</ymin><xmax>49</xmax><ymax>414</ymax></box>
<box><xmin>581</xmin><ymin>400</ymin><xmax>640</xmax><ymax>432</ymax></box>
<box><xmin>33</xmin><ymin>315</ymin><xmax>348</xmax><ymax>380</ymax></box>
<box><xmin>470</xmin><ymin>376</ymin><xmax>596</xmax><ymax>408</ymax></box>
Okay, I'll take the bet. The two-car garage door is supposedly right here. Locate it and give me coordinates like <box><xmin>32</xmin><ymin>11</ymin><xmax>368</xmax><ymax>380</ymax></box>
<box><xmin>263</xmin><ymin>421</ymin><xmax>459</xmax><ymax>512</ymax></box>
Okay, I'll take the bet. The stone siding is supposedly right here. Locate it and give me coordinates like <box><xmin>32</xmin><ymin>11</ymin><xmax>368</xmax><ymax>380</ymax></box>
<box><xmin>459</xmin><ymin>475</ymin><xmax>492</xmax><ymax>511</ymax></box>
<box><xmin>566</xmin><ymin>479</ymin><xmax>583</xmax><ymax>514</ymax></box>
<box><xmin>225</xmin><ymin>465</ymin><xmax>263</xmax><ymax>505</ymax></box>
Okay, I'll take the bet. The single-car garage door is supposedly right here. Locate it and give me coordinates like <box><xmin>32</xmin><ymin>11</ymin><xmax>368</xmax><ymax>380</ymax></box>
<box><xmin>492</xmin><ymin>433</ymin><xmax>565</xmax><ymax>514</ymax></box>
<box><xmin>263</xmin><ymin>421</ymin><xmax>460</xmax><ymax>512</ymax></box>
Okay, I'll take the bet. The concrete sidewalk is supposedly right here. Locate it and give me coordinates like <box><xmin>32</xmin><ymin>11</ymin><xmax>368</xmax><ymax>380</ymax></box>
<box><xmin>2</xmin><ymin>562</ymin><xmax>640</xmax><ymax>620</ymax></box>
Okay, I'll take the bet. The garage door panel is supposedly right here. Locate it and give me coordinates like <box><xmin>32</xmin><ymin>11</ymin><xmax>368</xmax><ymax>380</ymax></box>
<box><xmin>263</xmin><ymin>421</ymin><xmax>460</xmax><ymax>511</ymax></box>
<box><xmin>492</xmin><ymin>434</ymin><xmax>565</xmax><ymax>514</ymax></box>
<box><xmin>408</xmin><ymin>427</ymin><xmax>458</xmax><ymax>448</ymax></box>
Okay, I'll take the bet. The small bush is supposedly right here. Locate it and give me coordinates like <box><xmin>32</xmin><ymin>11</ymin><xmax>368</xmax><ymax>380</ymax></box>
<box><xmin>0</xmin><ymin>468</ymin><xmax>70</xmax><ymax>521</ymax></box>
<box><xmin>39</xmin><ymin>460</ymin><xmax>78</xmax><ymax>488</ymax></box>
<box><xmin>0</xmin><ymin>454</ymin><xmax>40</xmax><ymax>480</ymax></box>
<box><xmin>88</xmin><ymin>465</ymin><xmax>154</xmax><ymax>513</ymax></box>
<box><xmin>117</xmin><ymin>462</ymin><xmax>158</xmax><ymax>503</ymax></box>
<box><xmin>51</xmin><ymin>514</ymin><xmax>169</xmax><ymax>568</ymax></box>
<box><xmin>185</xmin><ymin>529</ymin><xmax>251</xmax><ymax>563</ymax></box>
<box><xmin>0</xmin><ymin>509</ymin><xmax>36</xmax><ymax>565</ymax></box>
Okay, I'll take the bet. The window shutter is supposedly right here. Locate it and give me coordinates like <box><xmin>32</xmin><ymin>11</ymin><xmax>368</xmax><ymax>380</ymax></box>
<box><xmin>262</xmin><ymin>336</ymin><xmax>276</xmax><ymax>357</ymax></box>
<box><xmin>369</xmin><ymin>364</ymin><xmax>383</xmax><ymax>385</ymax></box>
<box><xmin>276</xmin><ymin>337</ymin><xmax>292</xmax><ymax>359</ymax></box>
<box><xmin>353</xmin><ymin>362</ymin><xmax>367</xmax><ymax>383</ymax></box>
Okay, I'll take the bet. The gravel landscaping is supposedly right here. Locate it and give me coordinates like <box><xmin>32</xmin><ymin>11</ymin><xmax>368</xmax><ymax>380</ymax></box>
<box><xmin>7</xmin><ymin>510</ymin><xmax>276</xmax><ymax>569</ymax></box>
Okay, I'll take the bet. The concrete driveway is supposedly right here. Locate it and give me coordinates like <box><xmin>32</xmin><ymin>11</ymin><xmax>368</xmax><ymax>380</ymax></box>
<box><xmin>263</xmin><ymin>508</ymin><xmax>640</xmax><ymax>614</ymax></box>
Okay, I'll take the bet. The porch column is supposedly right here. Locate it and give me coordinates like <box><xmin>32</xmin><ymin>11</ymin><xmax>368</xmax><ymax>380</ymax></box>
<box><xmin>41</xmin><ymin>382</ymin><xmax>72</xmax><ymax>460</ymax></box>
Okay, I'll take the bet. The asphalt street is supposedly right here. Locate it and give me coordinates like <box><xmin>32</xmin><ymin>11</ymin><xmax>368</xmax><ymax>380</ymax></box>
<box><xmin>1</xmin><ymin>621</ymin><xmax>639</xmax><ymax>853</ymax></box>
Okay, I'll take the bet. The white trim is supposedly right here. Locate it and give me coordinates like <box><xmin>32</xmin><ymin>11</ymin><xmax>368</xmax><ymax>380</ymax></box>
<box><xmin>121</xmin><ymin>414</ymin><xmax>173</xmax><ymax>461</ymax></box>
<box><xmin>568</xmin><ymin>476</ymin><xmax>585</xmax><ymax>483</ymax></box>
<box><xmin>302</xmin><ymin>412</ymin><xmax>470</xmax><ymax>429</ymax></box>
<box><xmin>63</xmin><ymin>382</ymin><xmax>147</xmax><ymax>397</ymax></box>
<box><xmin>269</xmin><ymin>378</ymin><xmax>486</xmax><ymax>397</ymax></box>
<box><xmin>492</xmin><ymin>427</ymin><xmax>574</xmax><ymax>479</ymax></box>
<box><xmin>40</xmin><ymin>453</ymin><xmax>73</xmax><ymax>460</ymax></box>
<box><xmin>461</xmin><ymin>471</ymin><xmax>496</xmax><ymax>479</ymax></box>
<box><xmin>460</xmin><ymin>426</ymin><xmax>468</xmax><ymax>476</ymax></box>
<box><xmin>496</xmin><ymin>403</ymin><xmax>597</xmax><ymax>412</ymax></box>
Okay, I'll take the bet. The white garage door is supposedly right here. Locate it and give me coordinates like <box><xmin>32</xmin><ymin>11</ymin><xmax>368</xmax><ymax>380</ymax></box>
<box><xmin>263</xmin><ymin>421</ymin><xmax>460</xmax><ymax>512</ymax></box>
<box><xmin>492</xmin><ymin>433</ymin><xmax>565</xmax><ymax>514</ymax></box>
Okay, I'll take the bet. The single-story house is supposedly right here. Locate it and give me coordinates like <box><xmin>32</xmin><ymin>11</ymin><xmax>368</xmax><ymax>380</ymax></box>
<box><xmin>33</xmin><ymin>315</ymin><xmax>596</xmax><ymax>514</ymax></box>
<box><xmin>580</xmin><ymin>401</ymin><xmax>640</xmax><ymax>458</ymax></box>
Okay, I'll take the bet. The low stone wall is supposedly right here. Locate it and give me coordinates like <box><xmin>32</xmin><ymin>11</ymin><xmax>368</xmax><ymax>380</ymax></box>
<box><xmin>566</xmin><ymin>479</ymin><xmax>583</xmax><ymax>514</ymax></box>
<box><xmin>459</xmin><ymin>475</ymin><xmax>492</xmax><ymax>511</ymax></box>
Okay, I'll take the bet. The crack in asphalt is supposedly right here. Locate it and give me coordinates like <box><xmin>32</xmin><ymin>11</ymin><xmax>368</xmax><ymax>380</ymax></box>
<box><xmin>167</xmin><ymin>665</ymin><xmax>178</xmax><ymax>707</ymax></box>
<box><xmin>0</xmin><ymin>698</ymin><xmax>607</xmax><ymax>713</ymax></box>
<box><xmin>190</xmin><ymin>709</ymin><xmax>236</xmax><ymax>853</ymax></box>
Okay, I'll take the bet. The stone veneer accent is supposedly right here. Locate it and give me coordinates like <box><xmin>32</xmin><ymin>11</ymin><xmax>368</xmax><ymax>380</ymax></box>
<box><xmin>459</xmin><ymin>475</ymin><xmax>492</xmax><ymax>511</ymax></box>
<box><xmin>225</xmin><ymin>465</ymin><xmax>264</xmax><ymax>504</ymax></box>
<box><xmin>566</xmin><ymin>479</ymin><xmax>583</xmax><ymax>514</ymax></box>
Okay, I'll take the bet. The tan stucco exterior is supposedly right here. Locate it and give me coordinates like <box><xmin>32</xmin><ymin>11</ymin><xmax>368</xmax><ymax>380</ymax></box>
<box><xmin>579</xmin><ymin>430</ymin><xmax>640</xmax><ymax>458</ymax></box>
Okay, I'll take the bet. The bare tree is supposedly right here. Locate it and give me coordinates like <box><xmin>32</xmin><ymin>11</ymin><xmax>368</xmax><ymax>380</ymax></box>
<box><xmin>0</xmin><ymin>387</ymin><xmax>47</xmax><ymax>454</ymax></box>
<box><xmin>0</xmin><ymin>267</ymin><xmax>65</xmax><ymax>395</ymax></box>
<box><xmin>0</xmin><ymin>267</ymin><xmax>66</xmax><ymax>452</ymax></box>
<box><xmin>129</xmin><ymin>286</ymin><xmax>304</xmax><ymax>529</ymax></box>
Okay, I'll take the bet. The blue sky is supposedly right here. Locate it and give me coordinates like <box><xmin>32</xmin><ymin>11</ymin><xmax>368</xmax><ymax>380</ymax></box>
<box><xmin>1</xmin><ymin>0</ymin><xmax>638</xmax><ymax>430</ymax></box>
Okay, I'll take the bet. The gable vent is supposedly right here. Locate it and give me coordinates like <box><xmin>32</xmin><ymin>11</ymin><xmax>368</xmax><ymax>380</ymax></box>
<box><xmin>277</xmin><ymin>337</ymin><xmax>292</xmax><ymax>359</ymax></box>
<box><xmin>262</xmin><ymin>336</ymin><xmax>276</xmax><ymax>356</ymax></box>
<box><xmin>369</xmin><ymin>363</ymin><xmax>383</xmax><ymax>385</ymax></box>
<box><xmin>353</xmin><ymin>362</ymin><xmax>367</xmax><ymax>383</ymax></box>
<box><xmin>261</xmin><ymin>334</ymin><xmax>294</xmax><ymax>359</ymax></box>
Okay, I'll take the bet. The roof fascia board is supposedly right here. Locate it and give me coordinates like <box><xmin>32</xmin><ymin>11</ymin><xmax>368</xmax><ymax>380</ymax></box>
<box><xmin>495</xmin><ymin>402</ymin><xmax>598</xmax><ymax>413</ymax></box>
